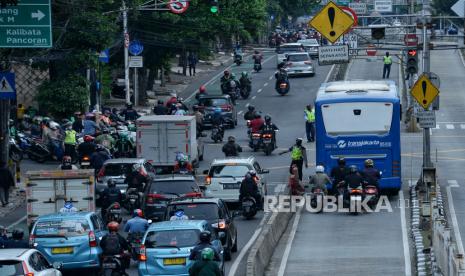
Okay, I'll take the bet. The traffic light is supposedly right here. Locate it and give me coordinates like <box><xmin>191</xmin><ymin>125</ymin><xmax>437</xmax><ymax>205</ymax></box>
<box><xmin>371</xmin><ymin>27</ymin><xmax>385</xmax><ymax>40</ymax></box>
<box><xmin>210</xmin><ymin>0</ymin><xmax>219</xmax><ymax>13</ymax></box>
<box><xmin>406</xmin><ymin>49</ymin><xmax>419</xmax><ymax>74</ymax></box>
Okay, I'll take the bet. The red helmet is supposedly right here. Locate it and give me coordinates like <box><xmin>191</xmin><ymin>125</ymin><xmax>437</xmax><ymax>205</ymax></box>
<box><xmin>133</xmin><ymin>209</ymin><xmax>143</xmax><ymax>218</ymax></box>
<box><xmin>199</xmin><ymin>85</ymin><xmax>206</xmax><ymax>93</ymax></box>
<box><xmin>84</xmin><ymin>135</ymin><xmax>94</xmax><ymax>142</ymax></box>
<box><xmin>107</xmin><ymin>221</ymin><xmax>119</xmax><ymax>232</ymax></box>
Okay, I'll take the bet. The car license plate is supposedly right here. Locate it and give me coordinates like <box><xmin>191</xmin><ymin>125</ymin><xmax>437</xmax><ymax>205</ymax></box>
<box><xmin>243</xmin><ymin>201</ymin><xmax>253</xmax><ymax>207</ymax></box>
<box><xmin>110</xmin><ymin>209</ymin><xmax>121</xmax><ymax>213</ymax></box>
<box><xmin>263</xmin><ymin>140</ymin><xmax>271</xmax><ymax>143</ymax></box>
<box><xmin>163</xmin><ymin>257</ymin><xmax>186</xmax><ymax>266</ymax></box>
<box><xmin>81</xmin><ymin>162</ymin><xmax>90</xmax><ymax>166</ymax></box>
<box><xmin>52</xmin><ymin>247</ymin><xmax>73</xmax><ymax>254</ymax></box>
<box><xmin>223</xmin><ymin>183</ymin><xmax>240</xmax><ymax>189</ymax></box>
<box><xmin>128</xmin><ymin>195</ymin><xmax>138</xmax><ymax>199</ymax></box>
<box><xmin>102</xmin><ymin>262</ymin><xmax>117</xmax><ymax>268</ymax></box>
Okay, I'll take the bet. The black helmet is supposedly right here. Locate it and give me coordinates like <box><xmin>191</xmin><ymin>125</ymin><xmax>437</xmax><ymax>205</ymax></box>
<box><xmin>126</xmin><ymin>103</ymin><xmax>132</xmax><ymax>109</ymax></box>
<box><xmin>349</xmin><ymin>165</ymin><xmax>358</xmax><ymax>173</ymax></box>
<box><xmin>296</xmin><ymin>138</ymin><xmax>303</xmax><ymax>146</ymax></box>
<box><xmin>12</xmin><ymin>229</ymin><xmax>24</xmax><ymax>240</ymax></box>
<box><xmin>248</xmin><ymin>105</ymin><xmax>255</xmax><ymax>112</ymax></box>
<box><xmin>199</xmin><ymin>231</ymin><xmax>211</xmax><ymax>243</ymax></box>
<box><xmin>193</xmin><ymin>105</ymin><xmax>199</xmax><ymax>111</ymax></box>
<box><xmin>107</xmin><ymin>179</ymin><xmax>116</xmax><ymax>188</ymax></box>
<box><xmin>158</xmin><ymin>99</ymin><xmax>164</xmax><ymax>105</ymax></box>
<box><xmin>102</xmin><ymin>128</ymin><xmax>110</xmax><ymax>134</ymax></box>
<box><xmin>254</xmin><ymin>113</ymin><xmax>261</xmax><ymax>119</ymax></box>
<box><xmin>265</xmin><ymin>115</ymin><xmax>271</xmax><ymax>123</ymax></box>
<box><xmin>338</xmin><ymin>157</ymin><xmax>346</xmax><ymax>166</ymax></box>
<box><xmin>228</xmin><ymin>136</ymin><xmax>235</xmax><ymax>143</ymax></box>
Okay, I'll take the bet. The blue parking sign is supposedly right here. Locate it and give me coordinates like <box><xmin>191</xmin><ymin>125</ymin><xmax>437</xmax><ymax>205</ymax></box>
<box><xmin>0</xmin><ymin>72</ymin><xmax>16</xmax><ymax>100</ymax></box>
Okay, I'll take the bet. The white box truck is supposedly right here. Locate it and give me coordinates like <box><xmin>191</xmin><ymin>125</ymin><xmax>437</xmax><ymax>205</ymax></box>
<box><xmin>26</xmin><ymin>170</ymin><xmax>96</xmax><ymax>227</ymax></box>
<box><xmin>136</xmin><ymin>115</ymin><xmax>204</xmax><ymax>172</ymax></box>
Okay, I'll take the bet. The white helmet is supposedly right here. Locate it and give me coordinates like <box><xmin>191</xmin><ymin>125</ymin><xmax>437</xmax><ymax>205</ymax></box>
<box><xmin>316</xmin><ymin>165</ymin><xmax>324</xmax><ymax>173</ymax></box>
<box><xmin>49</xmin><ymin>121</ymin><xmax>59</xmax><ymax>130</ymax></box>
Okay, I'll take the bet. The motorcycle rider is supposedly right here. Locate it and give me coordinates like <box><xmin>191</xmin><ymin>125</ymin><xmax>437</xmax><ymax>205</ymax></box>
<box><xmin>195</xmin><ymin>85</ymin><xmax>208</xmax><ymax>100</ymax></box>
<box><xmin>275</xmin><ymin>63</ymin><xmax>289</xmax><ymax>90</ymax></box>
<box><xmin>239</xmin><ymin>71</ymin><xmax>251</xmax><ymax>93</ymax></box>
<box><xmin>309</xmin><ymin>165</ymin><xmax>330</xmax><ymax>194</ymax></box>
<box><xmin>91</xmin><ymin>145</ymin><xmax>111</xmax><ymax>177</ymax></box>
<box><xmin>173</xmin><ymin>154</ymin><xmax>194</xmax><ymax>174</ymax></box>
<box><xmin>95</xmin><ymin>128</ymin><xmax>116</xmax><ymax>151</ymax></box>
<box><xmin>124</xmin><ymin>209</ymin><xmax>149</xmax><ymax>239</ymax></box>
<box><xmin>239</xmin><ymin>171</ymin><xmax>262</xmax><ymax>209</ymax></box>
<box><xmin>101</xmin><ymin>179</ymin><xmax>123</xmax><ymax>220</ymax></box>
<box><xmin>125</xmin><ymin>164</ymin><xmax>148</xmax><ymax>192</ymax></box>
<box><xmin>189</xmin><ymin>231</ymin><xmax>221</xmax><ymax>261</ymax></box>
<box><xmin>193</xmin><ymin>105</ymin><xmax>204</xmax><ymax>136</ymax></box>
<box><xmin>344</xmin><ymin>165</ymin><xmax>364</xmax><ymax>190</ymax></box>
<box><xmin>83</xmin><ymin>113</ymin><xmax>100</xmax><ymax>136</ymax></box>
<box><xmin>2</xmin><ymin>229</ymin><xmax>28</xmax><ymax>248</ymax></box>
<box><xmin>279</xmin><ymin>138</ymin><xmax>308</xmax><ymax>181</ymax></box>
<box><xmin>222</xmin><ymin>136</ymin><xmax>242</xmax><ymax>157</ymax></box>
<box><xmin>243</xmin><ymin>105</ymin><xmax>257</xmax><ymax>121</ymax></box>
<box><xmin>249</xmin><ymin>113</ymin><xmax>264</xmax><ymax>134</ymax></box>
<box><xmin>330</xmin><ymin>158</ymin><xmax>350</xmax><ymax>195</ymax></box>
<box><xmin>189</xmin><ymin>247</ymin><xmax>222</xmax><ymax>276</ymax></box>
<box><xmin>100</xmin><ymin>222</ymin><xmax>130</xmax><ymax>276</ymax></box>
<box><xmin>220</xmin><ymin>70</ymin><xmax>233</xmax><ymax>93</ymax></box>
<box><xmin>46</xmin><ymin>121</ymin><xmax>63</xmax><ymax>160</ymax></box>
<box><xmin>361</xmin><ymin>159</ymin><xmax>381</xmax><ymax>188</ymax></box>
<box><xmin>120</xmin><ymin>103</ymin><xmax>140</xmax><ymax>121</ymax></box>
<box><xmin>252</xmin><ymin>50</ymin><xmax>263</xmax><ymax>70</ymax></box>
<box><xmin>153</xmin><ymin>100</ymin><xmax>168</xmax><ymax>115</ymax></box>
<box><xmin>174</xmin><ymin>103</ymin><xmax>188</xmax><ymax>116</ymax></box>
<box><xmin>260</xmin><ymin>115</ymin><xmax>279</xmax><ymax>146</ymax></box>
<box><xmin>211</xmin><ymin>108</ymin><xmax>225</xmax><ymax>137</ymax></box>
<box><xmin>77</xmin><ymin>135</ymin><xmax>97</xmax><ymax>160</ymax></box>
<box><xmin>59</xmin><ymin>156</ymin><xmax>78</xmax><ymax>170</ymax></box>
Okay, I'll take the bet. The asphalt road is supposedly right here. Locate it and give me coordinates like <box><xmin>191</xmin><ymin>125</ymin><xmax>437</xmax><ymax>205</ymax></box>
<box><xmin>267</xmin><ymin>55</ymin><xmax>414</xmax><ymax>275</ymax></box>
<box><xmin>5</xmin><ymin>50</ymin><xmax>330</xmax><ymax>276</ymax></box>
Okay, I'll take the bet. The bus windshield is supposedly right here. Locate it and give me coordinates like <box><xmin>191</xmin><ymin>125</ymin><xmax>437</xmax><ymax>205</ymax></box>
<box><xmin>321</xmin><ymin>102</ymin><xmax>393</xmax><ymax>136</ymax></box>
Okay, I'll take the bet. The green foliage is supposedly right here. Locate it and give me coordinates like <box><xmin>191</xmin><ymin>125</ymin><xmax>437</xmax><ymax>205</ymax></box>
<box><xmin>37</xmin><ymin>75</ymin><xmax>89</xmax><ymax>118</ymax></box>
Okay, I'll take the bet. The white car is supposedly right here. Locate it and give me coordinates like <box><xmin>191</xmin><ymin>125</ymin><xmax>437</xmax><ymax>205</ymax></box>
<box><xmin>297</xmin><ymin>39</ymin><xmax>320</xmax><ymax>58</ymax></box>
<box><xmin>0</xmin><ymin>248</ymin><xmax>62</xmax><ymax>276</ymax></box>
<box><xmin>276</xmin><ymin>43</ymin><xmax>306</xmax><ymax>68</ymax></box>
<box><xmin>285</xmin><ymin>52</ymin><xmax>315</xmax><ymax>77</ymax></box>
<box><xmin>203</xmin><ymin>157</ymin><xmax>269</xmax><ymax>203</ymax></box>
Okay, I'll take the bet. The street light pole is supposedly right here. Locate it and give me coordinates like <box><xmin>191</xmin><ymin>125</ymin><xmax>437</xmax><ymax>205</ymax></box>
<box><xmin>122</xmin><ymin>0</ymin><xmax>130</xmax><ymax>105</ymax></box>
<box><xmin>421</xmin><ymin>0</ymin><xmax>432</xmax><ymax>168</ymax></box>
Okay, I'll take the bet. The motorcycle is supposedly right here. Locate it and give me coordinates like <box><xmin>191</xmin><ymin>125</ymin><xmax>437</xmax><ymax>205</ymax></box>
<box><xmin>249</xmin><ymin>132</ymin><xmax>262</xmax><ymax>152</ymax></box>
<box><xmin>105</xmin><ymin>202</ymin><xmax>123</xmax><ymax>223</ymax></box>
<box><xmin>234</xmin><ymin>53</ymin><xmax>242</xmax><ymax>66</ymax></box>
<box><xmin>9</xmin><ymin>137</ymin><xmax>23</xmax><ymax>162</ymax></box>
<box><xmin>363</xmin><ymin>185</ymin><xmax>379</xmax><ymax>208</ymax></box>
<box><xmin>347</xmin><ymin>186</ymin><xmax>363</xmax><ymax>215</ymax></box>
<box><xmin>242</xmin><ymin>196</ymin><xmax>257</xmax><ymax>219</ymax></box>
<box><xmin>240</xmin><ymin>82</ymin><xmax>251</xmax><ymax>99</ymax></box>
<box><xmin>124</xmin><ymin>188</ymin><xmax>141</xmax><ymax>213</ymax></box>
<box><xmin>254</xmin><ymin>62</ymin><xmax>262</xmax><ymax>72</ymax></box>
<box><xmin>211</xmin><ymin>125</ymin><xmax>224</xmax><ymax>143</ymax></box>
<box><xmin>261</xmin><ymin>132</ymin><xmax>276</xmax><ymax>156</ymax></box>
<box><xmin>25</xmin><ymin>137</ymin><xmax>51</xmax><ymax>163</ymax></box>
<box><xmin>101</xmin><ymin>255</ymin><xmax>124</xmax><ymax>276</ymax></box>
<box><xmin>127</xmin><ymin>233</ymin><xmax>143</xmax><ymax>261</ymax></box>
<box><xmin>79</xmin><ymin>155</ymin><xmax>91</xmax><ymax>169</ymax></box>
<box><xmin>310</xmin><ymin>187</ymin><xmax>325</xmax><ymax>213</ymax></box>
<box><xmin>276</xmin><ymin>80</ymin><xmax>290</xmax><ymax>96</ymax></box>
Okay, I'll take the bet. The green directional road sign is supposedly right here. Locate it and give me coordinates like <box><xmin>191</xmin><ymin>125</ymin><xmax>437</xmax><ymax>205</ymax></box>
<box><xmin>0</xmin><ymin>0</ymin><xmax>52</xmax><ymax>48</ymax></box>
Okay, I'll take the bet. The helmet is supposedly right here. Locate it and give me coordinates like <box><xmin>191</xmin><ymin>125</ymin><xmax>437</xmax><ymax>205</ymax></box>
<box><xmin>199</xmin><ymin>85</ymin><xmax>206</xmax><ymax>93</ymax></box>
<box><xmin>241</xmin><ymin>71</ymin><xmax>248</xmax><ymax>77</ymax></box>
<box><xmin>201</xmin><ymin>247</ymin><xmax>214</xmax><ymax>261</ymax></box>
<box><xmin>224</xmin><ymin>70</ymin><xmax>230</xmax><ymax>76</ymax></box>
<box><xmin>84</xmin><ymin>135</ymin><xmax>94</xmax><ymax>142</ymax></box>
<box><xmin>264</xmin><ymin>115</ymin><xmax>271</xmax><ymax>123</ymax></box>
<box><xmin>193</xmin><ymin>105</ymin><xmax>199</xmax><ymax>111</ymax></box>
<box><xmin>102</xmin><ymin>128</ymin><xmax>110</xmax><ymax>134</ymax></box>
<box><xmin>126</xmin><ymin>103</ymin><xmax>133</xmax><ymax>109</ymax></box>
<box><xmin>107</xmin><ymin>179</ymin><xmax>116</xmax><ymax>188</ymax></box>
<box><xmin>228</xmin><ymin>136</ymin><xmax>235</xmax><ymax>143</ymax></box>
<box><xmin>337</xmin><ymin>157</ymin><xmax>346</xmax><ymax>166</ymax></box>
<box><xmin>245</xmin><ymin>172</ymin><xmax>252</xmax><ymax>179</ymax></box>
<box><xmin>12</xmin><ymin>229</ymin><xmax>24</xmax><ymax>240</ymax></box>
<box><xmin>296</xmin><ymin>138</ymin><xmax>303</xmax><ymax>146</ymax></box>
<box><xmin>248</xmin><ymin>105</ymin><xmax>255</xmax><ymax>112</ymax></box>
<box><xmin>61</xmin><ymin>119</ymin><xmax>70</xmax><ymax>125</ymax></box>
<box><xmin>49</xmin><ymin>121</ymin><xmax>59</xmax><ymax>130</ymax></box>
<box><xmin>349</xmin><ymin>165</ymin><xmax>358</xmax><ymax>173</ymax></box>
<box><xmin>364</xmin><ymin>159</ymin><xmax>374</xmax><ymax>167</ymax></box>
<box><xmin>199</xmin><ymin>231</ymin><xmax>211</xmax><ymax>243</ymax></box>
<box><xmin>214</xmin><ymin>108</ymin><xmax>222</xmax><ymax>114</ymax></box>
<box><xmin>254</xmin><ymin>113</ymin><xmax>261</xmax><ymax>119</ymax></box>
<box><xmin>133</xmin><ymin>163</ymin><xmax>142</xmax><ymax>172</ymax></box>
<box><xmin>249</xmin><ymin>170</ymin><xmax>256</xmax><ymax>176</ymax></box>
<box><xmin>255</xmin><ymin>50</ymin><xmax>259</xmax><ymax>54</ymax></box>
<box><xmin>133</xmin><ymin>209</ymin><xmax>143</xmax><ymax>218</ymax></box>
<box><xmin>157</xmin><ymin>100</ymin><xmax>164</xmax><ymax>105</ymax></box>
<box><xmin>107</xmin><ymin>221</ymin><xmax>119</xmax><ymax>232</ymax></box>
<box><xmin>316</xmin><ymin>165</ymin><xmax>324</xmax><ymax>173</ymax></box>
<box><xmin>62</xmin><ymin>156</ymin><xmax>72</xmax><ymax>164</ymax></box>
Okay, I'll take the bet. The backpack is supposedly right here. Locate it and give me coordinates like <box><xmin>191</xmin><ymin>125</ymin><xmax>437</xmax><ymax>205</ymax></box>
<box><xmin>104</xmin><ymin>233</ymin><xmax>121</xmax><ymax>255</ymax></box>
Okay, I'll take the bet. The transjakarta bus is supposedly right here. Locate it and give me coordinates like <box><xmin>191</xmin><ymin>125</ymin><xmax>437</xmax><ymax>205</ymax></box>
<box><xmin>315</xmin><ymin>80</ymin><xmax>401</xmax><ymax>191</ymax></box>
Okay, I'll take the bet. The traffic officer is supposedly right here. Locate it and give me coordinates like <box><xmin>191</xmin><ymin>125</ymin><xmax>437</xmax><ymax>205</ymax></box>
<box><xmin>280</xmin><ymin>138</ymin><xmax>308</xmax><ymax>181</ymax></box>
<box><xmin>382</xmin><ymin>52</ymin><xmax>392</xmax><ymax>79</ymax></box>
<box><xmin>304</xmin><ymin>105</ymin><xmax>315</xmax><ymax>142</ymax></box>
<box><xmin>63</xmin><ymin>123</ymin><xmax>77</xmax><ymax>161</ymax></box>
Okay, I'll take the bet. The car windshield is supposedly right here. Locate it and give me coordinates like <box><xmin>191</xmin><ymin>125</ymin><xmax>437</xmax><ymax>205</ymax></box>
<box><xmin>103</xmin><ymin>163</ymin><xmax>134</xmax><ymax>176</ymax></box>
<box><xmin>145</xmin><ymin>229</ymin><xmax>199</xmax><ymax>248</ymax></box>
<box><xmin>166</xmin><ymin>203</ymin><xmax>219</xmax><ymax>221</ymax></box>
<box><xmin>0</xmin><ymin>260</ymin><xmax>24</xmax><ymax>276</ymax></box>
<box><xmin>288</xmin><ymin>54</ymin><xmax>309</xmax><ymax>62</ymax></box>
<box><xmin>34</xmin><ymin>218</ymin><xmax>91</xmax><ymax>237</ymax></box>
<box><xmin>210</xmin><ymin>165</ymin><xmax>250</xmax><ymax>178</ymax></box>
<box><xmin>149</xmin><ymin>180</ymin><xmax>198</xmax><ymax>195</ymax></box>
<box><xmin>276</xmin><ymin>46</ymin><xmax>303</xmax><ymax>54</ymax></box>
<box><xmin>199</xmin><ymin>98</ymin><xmax>228</xmax><ymax>107</ymax></box>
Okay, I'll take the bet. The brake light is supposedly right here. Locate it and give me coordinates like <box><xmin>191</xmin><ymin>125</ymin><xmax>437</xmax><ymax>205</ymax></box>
<box><xmin>147</xmin><ymin>193</ymin><xmax>165</xmax><ymax>204</ymax></box>
<box><xmin>220</xmin><ymin>104</ymin><xmax>232</xmax><ymax>112</ymax></box>
<box><xmin>262</xmin><ymin>134</ymin><xmax>272</xmax><ymax>139</ymax></box>
<box><xmin>83</xmin><ymin>156</ymin><xmax>90</xmax><ymax>161</ymax></box>
<box><xmin>304</xmin><ymin>61</ymin><xmax>312</xmax><ymax>65</ymax></box>
<box><xmin>113</xmin><ymin>203</ymin><xmax>120</xmax><ymax>209</ymax></box>
<box><xmin>29</xmin><ymin>234</ymin><xmax>35</xmax><ymax>247</ymax></box>
<box><xmin>252</xmin><ymin>133</ymin><xmax>261</xmax><ymax>138</ymax></box>
<box><xmin>212</xmin><ymin>219</ymin><xmax>227</xmax><ymax>229</ymax></box>
<box><xmin>97</xmin><ymin>167</ymin><xmax>105</xmax><ymax>182</ymax></box>
<box><xmin>280</xmin><ymin>83</ymin><xmax>287</xmax><ymax>89</ymax></box>
<box><xmin>26</xmin><ymin>273</ymin><xmax>34</xmax><ymax>276</ymax></box>
<box><xmin>205</xmin><ymin>176</ymin><xmax>211</xmax><ymax>185</ymax></box>
<box><xmin>89</xmin><ymin>231</ymin><xmax>97</xmax><ymax>247</ymax></box>
<box><xmin>366</xmin><ymin>188</ymin><xmax>377</xmax><ymax>194</ymax></box>
<box><xmin>185</xmin><ymin>192</ymin><xmax>202</xmax><ymax>198</ymax></box>
<box><xmin>139</xmin><ymin>244</ymin><xmax>147</xmax><ymax>261</ymax></box>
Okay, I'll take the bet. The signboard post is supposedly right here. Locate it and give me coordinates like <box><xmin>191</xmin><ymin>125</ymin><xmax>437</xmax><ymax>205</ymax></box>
<box><xmin>318</xmin><ymin>45</ymin><xmax>349</xmax><ymax>65</ymax></box>
<box><xmin>411</xmin><ymin>74</ymin><xmax>440</xmax><ymax>109</ymax></box>
<box><xmin>417</xmin><ymin>110</ymin><xmax>436</xmax><ymax>128</ymax></box>
<box><xmin>0</xmin><ymin>0</ymin><xmax>52</xmax><ymax>48</ymax></box>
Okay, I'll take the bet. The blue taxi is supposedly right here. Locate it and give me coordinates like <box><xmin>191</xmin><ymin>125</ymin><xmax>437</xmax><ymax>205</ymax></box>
<box><xmin>30</xmin><ymin>212</ymin><xmax>108</xmax><ymax>272</ymax></box>
<box><xmin>138</xmin><ymin>220</ymin><xmax>224</xmax><ymax>276</ymax></box>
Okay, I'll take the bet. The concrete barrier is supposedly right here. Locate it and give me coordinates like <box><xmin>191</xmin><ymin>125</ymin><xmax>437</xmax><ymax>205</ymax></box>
<box><xmin>246</xmin><ymin>209</ymin><xmax>294</xmax><ymax>275</ymax></box>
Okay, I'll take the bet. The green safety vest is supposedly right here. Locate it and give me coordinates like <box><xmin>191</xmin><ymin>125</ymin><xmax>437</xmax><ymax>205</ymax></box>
<box><xmin>291</xmin><ymin>146</ymin><xmax>303</xmax><ymax>160</ymax></box>
<box><xmin>305</xmin><ymin>109</ymin><xmax>315</xmax><ymax>123</ymax></box>
<box><xmin>383</xmin><ymin>56</ymin><xmax>392</xmax><ymax>65</ymax></box>
<box><xmin>64</xmin><ymin>130</ymin><xmax>77</xmax><ymax>145</ymax></box>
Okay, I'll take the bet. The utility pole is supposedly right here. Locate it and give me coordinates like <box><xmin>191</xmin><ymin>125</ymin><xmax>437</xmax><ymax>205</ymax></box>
<box><xmin>122</xmin><ymin>0</ymin><xmax>130</xmax><ymax>105</ymax></box>
<box><xmin>421</xmin><ymin>0</ymin><xmax>432</xmax><ymax>168</ymax></box>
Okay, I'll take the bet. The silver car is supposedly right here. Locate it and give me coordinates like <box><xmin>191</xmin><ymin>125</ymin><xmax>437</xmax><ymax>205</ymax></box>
<box><xmin>297</xmin><ymin>39</ymin><xmax>320</xmax><ymax>58</ymax></box>
<box><xmin>284</xmin><ymin>52</ymin><xmax>315</xmax><ymax>77</ymax></box>
<box><xmin>276</xmin><ymin>43</ymin><xmax>306</xmax><ymax>68</ymax></box>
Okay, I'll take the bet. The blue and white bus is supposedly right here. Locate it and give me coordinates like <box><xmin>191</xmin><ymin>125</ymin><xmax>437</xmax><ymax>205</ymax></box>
<box><xmin>315</xmin><ymin>80</ymin><xmax>401</xmax><ymax>191</ymax></box>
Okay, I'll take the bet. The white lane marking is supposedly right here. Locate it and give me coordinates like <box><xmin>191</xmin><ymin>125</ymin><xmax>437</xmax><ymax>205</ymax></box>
<box><xmin>264</xmin><ymin>82</ymin><xmax>269</xmax><ymax>87</ymax></box>
<box><xmin>460</xmin><ymin>124</ymin><xmax>465</xmax><ymax>129</ymax></box>
<box><xmin>324</xmin><ymin>64</ymin><xmax>336</xmax><ymax>83</ymax></box>
<box><xmin>448</xmin><ymin>180</ymin><xmax>459</xmax><ymax>186</ymax></box>
<box><xmin>429</xmin><ymin>128</ymin><xmax>432</xmax><ymax>136</ymax></box>
<box><xmin>257</xmin><ymin>88</ymin><xmax>262</xmax><ymax>93</ymax></box>
<box><xmin>7</xmin><ymin>215</ymin><xmax>27</xmax><ymax>229</ymax></box>
<box><xmin>228</xmin><ymin>225</ymin><xmax>264</xmax><ymax>276</ymax></box>
<box><xmin>399</xmin><ymin>191</ymin><xmax>412</xmax><ymax>276</ymax></box>
<box><xmin>269</xmin><ymin>76</ymin><xmax>273</xmax><ymax>80</ymax></box>
<box><xmin>252</xmin><ymin>96</ymin><xmax>256</xmax><ymax>100</ymax></box>
<box><xmin>277</xmin><ymin>207</ymin><xmax>302</xmax><ymax>276</ymax></box>
<box><xmin>446</xmin><ymin>124</ymin><xmax>455</xmax><ymax>129</ymax></box>
<box><xmin>344</xmin><ymin>59</ymin><xmax>353</xmax><ymax>80</ymax></box>
<box><xmin>245</xmin><ymin>103</ymin><xmax>250</xmax><ymax>107</ymax></box>
<box><xmin>238</xmin><ymin>110</ymin><xmax>243</xmax><ymax>115</ymax></box>
<box><xmin>434</xmin><ymin>124</ymin><xmax>440</xmax><ymax>129</ymax></box>
<box><xmin>274</xmin><ymin>184</ymin><xmax>285</xmax><ymax>194</ymax></box>
<box><xmin>446</xmin><ymin>184</ymin><xmax>465</xmax><ymax>257</ymax></box>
